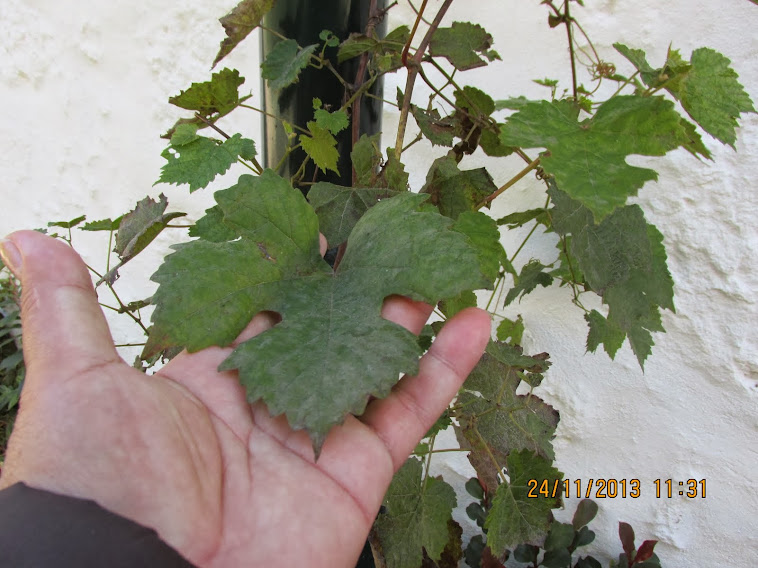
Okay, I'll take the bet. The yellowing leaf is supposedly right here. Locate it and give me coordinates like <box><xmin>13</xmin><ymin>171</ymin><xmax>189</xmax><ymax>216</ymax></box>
<box><xmin>300</xmin><ymin>121</ymin><xmax>339</xmax><ymax>174</ymax></box>
<box><xmin>213</xmin><ymin>0</ymin><xmax>276</xmax><ymax>68</ymax></box>
<box><xmin>169</xmin><ymin>68</ymin><xmax>250</xmax><ymax>118</ymax></box>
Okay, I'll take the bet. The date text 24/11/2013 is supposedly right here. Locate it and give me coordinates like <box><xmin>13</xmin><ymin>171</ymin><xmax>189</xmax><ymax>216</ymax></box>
<box><xmin>526</xmin><ymin>478</ymin><xmax>707</xmax><ymax>499</ymax></box>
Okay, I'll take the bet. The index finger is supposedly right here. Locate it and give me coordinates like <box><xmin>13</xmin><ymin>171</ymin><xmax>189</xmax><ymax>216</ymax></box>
<box><xmin>360</xmin><ymin>307</ymin><xmax>490</xmax><ymax>470</ymax></box>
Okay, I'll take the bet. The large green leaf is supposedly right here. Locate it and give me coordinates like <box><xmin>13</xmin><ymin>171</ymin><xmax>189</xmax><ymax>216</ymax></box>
<box><xmin>157</xmin><ymin>126</ymin><xmax>256</xmax><ymax>192</ymax></box>
<box><xmin>429</xmin><ymin>22</ymin><xmax>499</xmax><ymax>71</ymax></box>
<box><xmin>549</xmin><ymin>185</ymin><xmax>674</xmax><ymax>367</ymax></box>
<box><xmin>615</xmin><ymin>44</ymin><xmax>755</xmax><ymax>147</ymax></box>
<box><xmin>168</xmin><ymin>68</ymin><xmax>251</xmax><ymax>118</ymax></box>
<box><xmin>146</xmin><ymin>171</ymin><xmax>491</xmax><ymax>452</ymax></box>
<box><xmin>485</xmin><ymin>450</ymin><xmax>563</xmax><ymax>556</ymax></box>
<box><xmin>374</xmin><ymin>457</ymin><xmax>457</xmax><ymax>568</ymax></box>
<box><xmin>212</xmin><ymin>0</ymin><xmax>276</xmax><ymax>68</ymax></box>
<box><xmin>452</xmin><ymin>211</ymin><xmax>504</xmax><ymax>284</ymax></box>
<box><xmin>456</xmin><ymin>342</ymin><xmax>556</xmax><ymax>493</ymax></box>
<box><xmin>500</xmin><ymin>96</ymin><xmax>688</xmax><ymax>220</ymax></box>
<box><xmin>261</xmin><ymin>39</ymin><xmax>318</xmax><ymax>91</ymax></box>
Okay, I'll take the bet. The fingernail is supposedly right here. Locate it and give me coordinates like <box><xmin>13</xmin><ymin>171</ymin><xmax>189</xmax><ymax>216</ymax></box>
<box><xmin>0</xmin><ymin>238</ymin><xmax>23</xmax><ymax>278</ymax></box>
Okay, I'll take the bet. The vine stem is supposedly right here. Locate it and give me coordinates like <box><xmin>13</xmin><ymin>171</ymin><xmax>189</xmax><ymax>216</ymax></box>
<box><xmin>194</xmin><ymin>113</ymin><xmax>263</xmax><ymax>174</ymax></box>
<box><xmin>393</xmin><ymin>0</ymin><xmax>455</xmax><ymax>160</ymax></box>
<box><xmin>351</xmin><ymin>0</ymin><xmax>382</xmax><ymax>185</ymax></box>
<box><xmin>564</xmin><ymin>0</ymin><xmax>579</xmax><ymax>100</ymax></box>
<box><xmin>477</xmin><ymin>156</ymin><xmax>541</xmax><ymax>209</ymax></box>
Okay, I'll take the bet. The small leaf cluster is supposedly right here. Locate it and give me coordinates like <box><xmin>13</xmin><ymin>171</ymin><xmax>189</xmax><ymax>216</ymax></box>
<box><xmin>464</xmin><ymin>495</ymin><xmax>662</xmax><ymax>568</ymax></box>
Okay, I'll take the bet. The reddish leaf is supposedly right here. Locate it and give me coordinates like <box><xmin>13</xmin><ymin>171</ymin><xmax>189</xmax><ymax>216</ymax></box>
<box><xmin>481</xmin><ymin>546</ymin><xmax>507</xmax><ymax>568</ymax></box>
<box><xmin>634</xmin><ymin>540</ymin><xmax>658</xmax><ymax>564</ymax></box>
<box><xmin>618</xmin><ymin>522</ymin><xmax>636</xmax><ymax>565</ymax></box>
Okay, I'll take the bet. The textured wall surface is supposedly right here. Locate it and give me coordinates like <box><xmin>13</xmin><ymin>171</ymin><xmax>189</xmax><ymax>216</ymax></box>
<box><xmin>1</xmin><ymin>1</ymin><xmax>756</xmax><ymax>566</ymax></box>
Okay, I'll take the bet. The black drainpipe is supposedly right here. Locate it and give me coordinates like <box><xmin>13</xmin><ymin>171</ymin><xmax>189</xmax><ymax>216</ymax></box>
<box><xmin>261</xmin><ymin>0</ymin><xmax>387</xmax><ymax>191</ymax></box>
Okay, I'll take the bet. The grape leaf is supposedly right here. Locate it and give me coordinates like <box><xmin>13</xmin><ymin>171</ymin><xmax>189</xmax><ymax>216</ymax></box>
<box><xmin>97</xmin><ymin>195</ymin><xmax>185</xmax><ymax>286</ymax></box>
<box><xmin>615</xmin><ymin>44</ymin><xmax>755</xmax><ymax>147</ymax></box>
<box><xmin>456</xmin><ymin>342</ymin><xmax>557</xmax><ymax>493</ymax></box>
<box><xmin>452</xmin><ymin>211</ymin><xmax>504</xmax><ymax>283</ymax></box>
<box><xmin>429</xmin><ymin>22</ymin><xmax>499</xmax><ymax>71</ymax></box>
<box><xmin>485</xmin><ymin>450</ymin><xmax>563</xmax><ymax>556</ymax></box>
<box><xmin>439</xmin><ymin>290</ymin><xmax>477</xmax><ymax>319</ymax></box>
<box><xmin>338</xmin><ymin>25</ymin><xmax>410</xmax><ymax>65</ymax></box>
<box><xmin>157</xmin><ymin>130</ymin><xmax>256</xmax><ymax>192</ymax></box>
<box><xmin>479</xmin><ymin>124</ymin><xmax>514</xmax><ymax>157</ymax></box>
<box><xmin>189</xmin><ymin>205</ymin><xmax>237</xmax><ymax>242</ymax></box>
<box><xmin>115</xmin><ymin>194</ymin><xmax>185</xmax><ymax>260</ymax></box>
<box><xmin>145</xmin><ymin>171</ymin><xmax>491</xmax><ymax>452</ymax></box>
<box><xmin>379</xmin><ymin>152</ymin><xmax>410</xmax><ymax>192</ymax></box>
<box><xmin>337</xmin><ymin>34</ymin><xmax>379</xmax><ymax>63</ymax></box>
<box><xmin>421</xmin><ymin>156</ymin><xmax>497</xmax><ymax>219</ymax></box>
<box><xmin>497</xmin><ymin>208</ymin><xmax>549</xmax><ymax>230</ymax></box>
<box><xmin>665</xmin><ymin>48</ymin><xmax>755</xmax><ymax>147</ymax></box>
<box><xmin>314</xmin><ymin>107</ymin><xmax>349</xmax><ymax>135</ymax></box>
<box><xmin>300</xmin><ymin>122</ymin><xmax>339</xmax><ymax>174</ymax></box>
<box><xmin>168</xmin><ymin>68</ymin><xmax>251</xmax><ymax>118</ymax></box>
<box><xmin>261</xmin><ymin>39</ymin><xmax>318</xmax><ymax>91</ymax></box>
<box><xmin>455</xmin><ymin>86</ymin><xmax>496</xmax><ymax>118</ymax></box>
<box><xmin>351</xmin><ymin>133</ymin><xmax>382</xmax><ymax>186</ymax></box>
<box><xmin>412</xmin><ymin>106</ymin><xmax>456</xmax><ymax>147</ymax></box>
<box><xmin>585</xmin><ymin>310</ymin><xmax>625</xmax><ymax>359</ymax></box>
<box><xmin>80</xmin><ymin>217</ymin><xmax>123</xmax><ymax>232</ymax></box>
<box><xmin>212</xmin><ymin>0</ymin><xmax>276</xmax><ymax>68</ymax></box>
<box><xmin>505</xmin><ymin>260</ymin><xmax>554</xmax><ymax>306</ymax></box>
<box><xmin>500</xmin><ymin>96</ymin><xmax>689</xmax><ymax>220</ymax></box>
<box><xmin>374</xmin><ymin>457</ymin><xmax>457</xmax><ymax>568</ymax></box>
<box><xmin>47</xmin><ymin>215</ymin><xmax>86</xmax><ymax>229</ymax></box>
<box><xmin>307</xmin><ymin>183</ymin><xmax>400</xmax><ymax>247</ymax></box>
<box><xmin>549</xmin><ymin>184</ymin><xmax>674</xmax><ymax>366</ymax></box>
<box><xmin>496</xmin><ymin>315</ymin><xmax>524</xmax><ymax>345</ymax></box>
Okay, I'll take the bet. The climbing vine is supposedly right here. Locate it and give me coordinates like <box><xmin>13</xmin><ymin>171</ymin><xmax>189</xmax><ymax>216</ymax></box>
<box><xmin>1</xmin><ymin>0</ymin><xmax>754</xmax><ymax>566</ymax></box>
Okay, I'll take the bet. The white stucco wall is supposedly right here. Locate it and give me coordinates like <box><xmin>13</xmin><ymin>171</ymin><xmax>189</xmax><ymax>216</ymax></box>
<box><xmin>1</xmin><ymin>1</ymin><xmax>756</xmax><ymax>567</ymax></box>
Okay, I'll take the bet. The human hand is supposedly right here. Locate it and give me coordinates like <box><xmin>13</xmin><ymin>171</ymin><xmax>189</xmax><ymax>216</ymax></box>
<box><xmin>0</xmin><ymin>230</ymin><xmax>490</xmax><ymax>567</ymax></box>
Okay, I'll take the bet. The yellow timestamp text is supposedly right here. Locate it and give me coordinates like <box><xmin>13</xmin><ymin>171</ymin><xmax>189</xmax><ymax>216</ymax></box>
<box><xmin>526</xmin><ymin>478</ymin><xmax>707</xmax><ymax>499</ymax></box>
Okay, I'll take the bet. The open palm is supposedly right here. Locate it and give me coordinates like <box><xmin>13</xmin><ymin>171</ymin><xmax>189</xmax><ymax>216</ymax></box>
<box><xmin>0</xmin><ymin>230</ymin><xmax>489</xmax><ymax>567</ymax></box>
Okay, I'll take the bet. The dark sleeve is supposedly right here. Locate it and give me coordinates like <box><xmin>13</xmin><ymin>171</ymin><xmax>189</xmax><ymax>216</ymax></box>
<box><xmin>0</xmin><ymin>482</ymin><xmax>197</xmax><ymax>568</ymax></box>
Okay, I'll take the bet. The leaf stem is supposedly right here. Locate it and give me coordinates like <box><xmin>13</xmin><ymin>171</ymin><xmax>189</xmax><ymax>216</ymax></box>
<box><xmin>510</xmin><ymin>223</ymin><xmax>540</xmax><ymax>265</ymax></box>
<box><xmin>194</xmin><ymin>113</ymin><xmax>263</xmax><ymax>173</ymax></box>
<box><xmin>394</xmin><ymin>0</ymin><xmax>455</xmax><ymax>159</ymax></box>
<box><xmin>564</xmin><ymin>1</ymin><xmax>579</xmax><ymax>100</ymax></box>
<box><xmin>477</xmin><ymin>156</ymin><xmax>541</xmax><ymax>209</ymax></box>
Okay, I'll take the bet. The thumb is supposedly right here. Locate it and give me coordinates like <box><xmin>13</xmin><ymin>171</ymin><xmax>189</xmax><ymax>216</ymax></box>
<box><xmin>0</xmin><ymin>230</ymin><xmax>119</xmax><ymax>384</ymax></box>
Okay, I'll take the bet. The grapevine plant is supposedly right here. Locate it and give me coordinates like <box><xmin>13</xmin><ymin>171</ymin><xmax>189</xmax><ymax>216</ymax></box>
<box><xmin>1</xmin><ymin>0</ymin><xmax>755</xmax><ymax>566</ymax></box>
